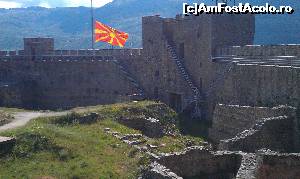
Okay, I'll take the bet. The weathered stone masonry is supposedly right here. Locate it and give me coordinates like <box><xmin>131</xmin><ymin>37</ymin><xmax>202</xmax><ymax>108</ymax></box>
<box><xmin>0</xmin><ymin>13</ymin><xmax>299</xmax><ymax>119</ymax></box>
<box><xmin>0</xmin><ymin>59</ymin><xmax>143</xmax><ymax>109</ymax></box>
<box><xmin>209</xmin><ymin>104</ymin><xmax>296</xmax><ymax>142</ymax></box>
<box><xmin>142</xmin><ymin>147</ymin><xmax>300</xmax><ymax>179</ymax></box>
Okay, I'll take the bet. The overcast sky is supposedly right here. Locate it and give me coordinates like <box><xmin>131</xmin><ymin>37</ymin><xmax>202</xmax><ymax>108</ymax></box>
<box><xmin>0</xmin><ymin>0</ymin><xmax>113</xmax><ymax>8</ymax></box>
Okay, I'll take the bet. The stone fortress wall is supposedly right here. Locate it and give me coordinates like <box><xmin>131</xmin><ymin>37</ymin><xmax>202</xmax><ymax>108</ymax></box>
<box><xmin>0</xmin><ymin>13</ymin><xmax>299</xmax><ymax>117</ymax></box>
<box><xmin>213</xmin><ymin>42</ymin><xmax>300</xmax><ymax>108</ymax></box>
<box><xmin>0</xmin><ymin>37</ymin><xmax>147</xmax><ymax>109</ymax></box>
<box><xmin>215</xmin><ymin>59</ymin><xmax>300</xmax><ymax>108</ymax></box>
<box><xmin>209</xmin><ymin>104</ymin><xmax>296</xmax><ymax>142</ymax></box>
<box><xmin>0</xmin><ymin>49</ymin><xmax>142</xmax><ymax>58</ymax></box>
<box><xmin>0</xmin><ymin>59</ymin><xmax>143</xmax><ymax>109</ymax></box>
<box><xmin>140</xmin><ymin>13</ymin><xmax>255</xmax><ymax>118</ymax></box>
<box><xmin>216</xmin><ymin>44</ymin><xmax>300</xmax><ymax>57</ymax></box>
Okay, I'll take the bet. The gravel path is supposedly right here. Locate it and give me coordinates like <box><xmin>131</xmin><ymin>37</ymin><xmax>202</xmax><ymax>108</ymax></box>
<box><xmin>0</xmin><ymin>111</ymin><xmax>68</xmax><ymax>132</ymax></box>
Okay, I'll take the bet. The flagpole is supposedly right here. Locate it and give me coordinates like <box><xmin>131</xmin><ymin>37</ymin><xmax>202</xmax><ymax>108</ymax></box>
<box><xmin>90</xmin><ymin>0</ymin><xmax>94</xmax><ymax>50</ymax></box>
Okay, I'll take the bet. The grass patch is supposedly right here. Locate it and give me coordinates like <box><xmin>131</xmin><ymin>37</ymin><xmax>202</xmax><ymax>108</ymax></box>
<box><xmin>0</xmin><ymin>101</ymin><xmax>205</xmax><ymax>178</ymax></box>
<box><xmin>52</xmin><ymin>112</ymin><xmax>82</xmax><ymax>125</ymax></box>
<box><xmin>11</xmin><ymin>132</ymin><xmax>62</xmax><ymax>158</ymax></box>
<box><xmin>0</xmin><ymin>118</ymin><xmax>140</xmax><ymax>178</ymax></box>
<box><xmin>146</xmin><ymin>135</ymin><xmax>204</xmax><ymax>153</ymax></box>
<box><xmin>73</xmin><ymin>101</ymin><xmax>177</xmax><ymax>124</ymax></box>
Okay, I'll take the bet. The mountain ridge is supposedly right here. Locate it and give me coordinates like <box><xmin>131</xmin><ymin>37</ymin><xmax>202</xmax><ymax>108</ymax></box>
<box><xmin>0</xmin><ymin>0</ymin><xmax>299</xmax><ymax>50</ymax></box>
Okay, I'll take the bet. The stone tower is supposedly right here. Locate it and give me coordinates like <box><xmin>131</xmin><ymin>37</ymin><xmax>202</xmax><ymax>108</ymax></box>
<box><xmin>24</xmin><ymin>38</ymin><xmax>54</xmax><ymax>60</ymax></box>
<box><xmin>141</xmin><ymin>13</ymin><xmax>255</xmax><ymax>119</ymax></box>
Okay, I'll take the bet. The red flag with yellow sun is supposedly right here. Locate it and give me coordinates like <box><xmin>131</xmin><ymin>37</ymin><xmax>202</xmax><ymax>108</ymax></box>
<box><xmin>94</xmin><ymin>21</ymin><xmax>129</xmax><ymax>47</ymax></box>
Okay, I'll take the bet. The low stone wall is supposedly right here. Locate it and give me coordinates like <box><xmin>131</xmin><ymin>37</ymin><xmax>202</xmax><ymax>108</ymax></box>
<box><xmin>142</xmin><ymin>147</ymin><xmax>300</xmax><ymax>179</ymax></box>
<box><xmin>156</xmin><ymin>147</ymin><xmax>242</xmax><ymax>179</ymax></box>
<box><xmin>142</xmin><ymin>161</ymin><xmax>183</xmax><ymax>179</ymax></box>
<box><xmin>117</xmin><ymin>116</ymin><xmax>164</xmax><ymax>138</ymax></box>
<box><xmin>235</xmin><ymin>150</ymin><xmax>300</xmax><ymax>179</ymax></box>
<box><xmin>257</xmin><ymin>150</ymin><xmax>300</xmax><ymax>179</ymax></box>
<box><xmin>219</xmin><ymin>116</ymin><xmax>296</xmax><ymax>153</ymax></box>
<box><xmin>209</xmin><ymin>104</ymin><xmax>296</xmax><ymax>142</ymax></box>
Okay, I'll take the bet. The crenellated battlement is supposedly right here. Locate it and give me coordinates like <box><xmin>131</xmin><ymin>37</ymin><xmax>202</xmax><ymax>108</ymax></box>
<box><xmin>215</xmin><ymin>44</ymin><xmax>300</xmax><ymax>57</ymax></box>
<box><xmin>0</xmin><ymin>48</ymin><xmax>142</xmax><ymax>59</ymax></box>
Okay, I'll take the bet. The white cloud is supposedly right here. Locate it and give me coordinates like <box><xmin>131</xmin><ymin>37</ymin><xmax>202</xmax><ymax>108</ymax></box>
<box><xmin>39</xmin><ymin>1</ymin><xmax>50</xmax><ymax>8</ymax></box>
<box><xmin>0</xmin><ymin>0</ymin><xmax>113</xmax><ymax>8</ymax></box>
<box><xmin>93</xmin><ymin>0</ymin><xmax>113</xmax><ymax>7</ymax></box>
<box><xmin>64</xmin><ymin>0</ymin><xmax>113</xmax><ymax>7</ymax></box>
<box><xmin>0</xmin><ymin>1</ymin><xmax>22</xmax><ymax>8</ymax></box>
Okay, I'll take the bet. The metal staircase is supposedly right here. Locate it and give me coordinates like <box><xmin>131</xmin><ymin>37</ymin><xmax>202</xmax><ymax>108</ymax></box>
<box><xmin>112</xmin><ymin>60</ymin><xmax>145</xmax><ymax>100</ymax></box>
<box><xmin>165</xmin><ymin>41</ymin><xmax>203</xmax><ymax>118</ymax></box>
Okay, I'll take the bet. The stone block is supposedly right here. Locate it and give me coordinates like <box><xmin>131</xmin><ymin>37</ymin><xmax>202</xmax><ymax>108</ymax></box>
<box><xmin>0</xmin><ymin>137</ymin><xmax>16</xmax><ymax>155</ymax></box>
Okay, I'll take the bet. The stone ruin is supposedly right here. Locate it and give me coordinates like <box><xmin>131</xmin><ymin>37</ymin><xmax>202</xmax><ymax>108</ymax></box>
<box><xmin>210</xmin><ymin>104</ymin><xmax>299</xmax><ymax>152</ymax></box>
<box><xmin>142</xmin><ymin>148</ymin><xmax>300</xmax><ymax>179</ymax></box>
<box><xmin>0</xmin><ymin>137</ymin><xmax>16</xmax><ymax>155</ymax></box>
<box><xmin>141</xmin><ymin>104</ymin><xmax>300</xmax><ymax>179</ymax></box>
<box><xmin>118</xmin><ymin>116</ymin><xmax>164</xmax><ymax>138</ymax></box>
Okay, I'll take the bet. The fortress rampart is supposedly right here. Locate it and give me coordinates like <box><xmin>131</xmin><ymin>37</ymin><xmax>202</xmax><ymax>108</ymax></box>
<box><xmin>0</xmin><ymin>59</ymin><xmax>142</xmax><ymax>109</ymax></box>
<box><xmin>216</xmin><ymin>63</ymin><xmax>300</xmax><ymax>107</ymax></box>
<box><xmin>0</xmin><ymin>13</ymin><xmax>299</xmax><ymax>120</ymax></box>
<box><xmin>0</xmin><ymin>48</ymin><xmax>142</xmax><ymax>59</ymax></box>
<box><xmin>216</xmin><ymin>44</ymin><xmax>300</xmax><ymax>57</ymax></box>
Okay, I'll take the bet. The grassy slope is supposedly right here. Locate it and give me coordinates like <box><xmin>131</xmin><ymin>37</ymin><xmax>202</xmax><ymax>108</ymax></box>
<box><xmin>0</xmin><ymin>101</ymin><xmax>203</xmax><ymax>179</ymax></box>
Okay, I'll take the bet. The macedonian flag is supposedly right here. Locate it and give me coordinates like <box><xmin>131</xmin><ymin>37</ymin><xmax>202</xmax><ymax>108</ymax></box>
<box><xmin>94</xmin><ymin>21</ymin><xmax>129</xmax><ymax>47</ymax></box>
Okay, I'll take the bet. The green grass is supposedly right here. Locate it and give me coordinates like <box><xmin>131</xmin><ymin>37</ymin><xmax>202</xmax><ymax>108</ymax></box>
<box><xmin>0</xmin><ymin>118</ymin><xmax>141</xmax><ymax>178</ymax></box>
<box><xmin>146</xmin><ymin>135</ymin><xmax>204</xmax><ymax>153</ymax></box>
<box><xmin>0</xmin><ymin>101</ymin><xmax>204</xmax><ymax>178</ymax></box>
